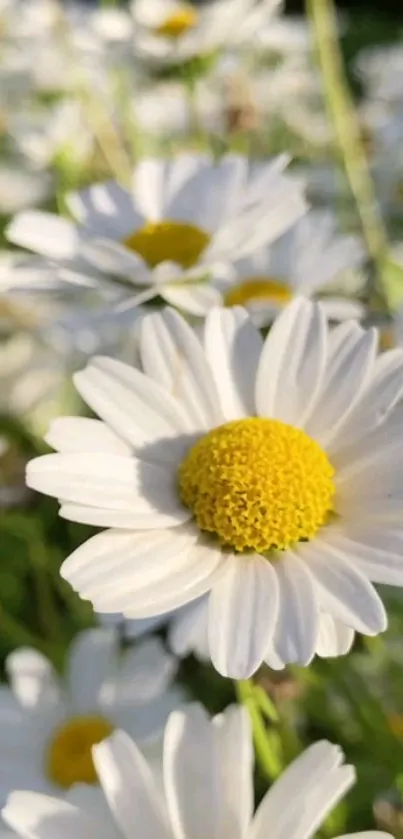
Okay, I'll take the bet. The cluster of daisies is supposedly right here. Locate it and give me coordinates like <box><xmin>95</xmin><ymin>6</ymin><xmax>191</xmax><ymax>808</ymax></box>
<box><xmin>2</xmin><ymin>0</ymin><xmax>403</xmax><ymax>838</ymax></box>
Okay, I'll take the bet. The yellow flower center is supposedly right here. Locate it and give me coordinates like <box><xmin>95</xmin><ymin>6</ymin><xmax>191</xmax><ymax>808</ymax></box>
<box><xmin>124</xmin><ymin>220</ymin><xmax>210</xmax><ymax>269</ymax></box>
<box><xmin>155</xmin><ymin>7</ymin><xmax>198</xmax><ymax>38</ymax></box>
<box><xmin>379</xmin><ymin>326</ymin><xmax>396</xmax><ymax>351</ymax></box>
<box><xmin>224</xmin><ymin>278</ymin><xmax>292</xmax><ymax>308</ymax></box>
<box><xmin>178</xmin><ymin>418</ymin><xmax>335</xmax><ymax>553</ymax></box>
<box><xmin>46</xmin><ymin>715</ymin><xmax>113</xmax><ymax>789</ymax></box>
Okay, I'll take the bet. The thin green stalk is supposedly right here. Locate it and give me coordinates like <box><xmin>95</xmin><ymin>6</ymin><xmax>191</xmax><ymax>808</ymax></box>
<box><xmin>307</xmin><ymin>0</ymin><xmax>387</xmax><ymax>267</ymax></box>
<box><xmin>235</xmin><ymin>679</ymin><xmax>282</xmax><ymax>781</ymax></box>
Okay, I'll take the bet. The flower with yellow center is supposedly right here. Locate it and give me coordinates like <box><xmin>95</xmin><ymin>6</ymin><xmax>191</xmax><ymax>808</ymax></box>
<box><xmin>7</xmin><ymin>154</ymin><xmax>307</xmax><ymax>318</ymax></box>
<box><xmin>46</xmin><ymin>715</ymin><xmax>113</xmax><ymax>789</ymax></box>
<box><xmin>223</xmin><ymin>277</ymin><xmax>292</xmax><ymax>309</ymax></box>
<box><xmin>0</xmin><ymin>631</ymin><xmax>181</xmax><ymax>799</ymax></box>
<box><xmin>154</xmin><ymin>5</ymin><xmax>198</xmax><ymax>38</ymax></box>
<box><xmin>4</xmin><ymin>706</ymin><xmax>383</xmax><ymax>839</ymax></box>
<box><xmin>28</xmin><ymin>298</ymin><xmax>403</xmax><ymax>679</ymax></box>
<box><xmin>217</xmin><ymin>211</ymin><xmax>366</xmax><ymax>326</ymax></box>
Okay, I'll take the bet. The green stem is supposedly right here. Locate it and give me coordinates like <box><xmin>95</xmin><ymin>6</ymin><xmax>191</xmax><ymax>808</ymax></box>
<box><xmin>307</xmin><ymin>0</ymin><xmax>388</xmax><ymax>268</ymax></box>
<box><xmin>235</xmin><ymin>679</ymin><xmax>282</xmax><ymax>781</ymax></box>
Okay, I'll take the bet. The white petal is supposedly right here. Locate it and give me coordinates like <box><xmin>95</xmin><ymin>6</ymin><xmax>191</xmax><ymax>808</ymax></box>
<box><xmin>74</xmin><ymin>356</ymin><xmax>191</xmax><ymax>457</ymax></box>
<box><xmin>168</xmin><ymin>599</ymin><xmax>210</xmax><ymax>661</ymax></box>
<box><xmin>3</xmin><ymin>792</ymin><xmax>111</xmax><ymax>839</ymax></box>
<box><xmin>163</xmin><ymin>705</ymin><xmax>221</xmax><ymax>839</ymax></box>
<box><xmin>271</xmin><ymin>552</ymin><xmax>319</xmax><ymax>667</ymax></box>
<box><xmin>208</xmin><ymin>556</ymin><xmax>278</xmax><ymax>679</ymax></box>
<box><xmin>319</xmin><ymin>298</ymin><xmax>366</xmax><ymax>322</ymax></box>
<box><xmin>80</xmin><ymin>239</ymin><xmax>151</xmax><ymax>283</ymax></box>
<box><xmin>67</xmin><ymin>628</ymin><xmax>118</xmax><ymax>713</ymax></box>
<box><xmin>214</xmin><ymin>706</ymin><xmax>253</xmax><ymax>839</ymax></box>
<box><xmin>324</xmin><ymin>526</ymin><xmax>403</xmax><ymax>586</ymax></box>
<box><xmin>6</xmin><ymin>649</ymin><xmax>62</xmax><ymax>712</ymax></box>
<box><xmin>27</xmin><ymin>453</ymin><xmax>188</xmax><ymax>528</ymax></box>
<box><xmin>99</xmin><ymin>637</ymin><xmax>177</xmax><ymax>707</ymax></box>
<box><xmin>66</xmin><ymin>181</ymin><xmax>142</xmax><ymax>236</ymax></box>
<box><xmin>329</xmin><ymin>348</ymin><xmax>403</xmax><ymax>458</ymax></box>
<box><xmin>45</xmin><ymin>417</ymin><xmax>131</xmax><ymax>456</ymax></box>
<box><xmin>61</xmin><ymin>527</ymin><xmax>226</xmax><ymax>618</ymax></box>
<box><xmin>204</xmin><ymin>307</ymin><xmax>263</xmax><ymax>420</ymax></box>
<box><xmin>140</xmin><ymin>308</ymin><xmax>222</xmax><ymax>430</ymax></box>
<box><xmin>93</xmin><ymin>730</ymin><xmax>170</xmax><ymax>839</ymax></box>
<box><xmin>6</xmin><ymin>212</ymin><xmax>79</xmax><ymax>259</ymax></box>
<box><xmin>305</xmin><ymin>322</ymin><xmax>377</xmax><ymax>447</ymax></box>
<box><xmin>316</xmin><ymin>614</ymin><xmax>355</xmax><ymax>658</ymax></box>
<box><xmin>298</xmin><ymin>539</ymin><xmax>387</xmax><ymax>635</ymax></box>
<box><xmin>250</xmin><ymin>741</ymin><xmax>347</xmax><ymax>839</ymax></box>
<box><xmin>160</xmin><ymin>283</ymin><xmax>222</xmax><ymax>316</ymax></box>
<box><xmin>132</xmin><ymin>158</ymin><xmax>167</xmax><ymax>220</ymax></box>
<box><xmin>255</xmin><ymin>298</ymin><xmax>327</xmax><ymax>426</ymax></box>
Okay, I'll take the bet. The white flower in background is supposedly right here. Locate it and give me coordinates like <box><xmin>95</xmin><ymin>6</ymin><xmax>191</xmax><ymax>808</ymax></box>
<box><xmin>215</xmin><ymin>211</ymin><xmax>365</xmax><ymax>325</ymax></box>
<box><xmin>9</xmin><ymin>100</ymin><xmax>94</xmax><ymax>171</ymax></box>
<box><xmin>355</xmin><ymin>44</ymin><xmax>403</xmax><ymax>105</ymax></box>
<box><xmin>131</xmin><ymin>0</ymin><xmax>281</xmax><ymax>67</ymax></box>
<box><xmin>131</xmin><ymin>80</ymin><xmax>223</xmax><ymax>145</ymax></box>
<box><xmin>7</xmin><ymin>154</ymin><xmax>307</xmax><ymax>317</ymax></box>
<box><xmin>0</xmin><ymin>164</ymin><xmax>52</xmax><ymax>215</ymax></box>
<box><xmin>27</xmin><ymin>300</ymin><xmax>403</xmax><ymax>678</ymax></box>
<box><xmin>0</xmin><ymin>629</ymin><xmax>182</xmax><ymax>803</ymax></box>
<box><xmin>2</xmin><ymin>704</ymin><xmax>391</xmax><ymax>839</ymax></box>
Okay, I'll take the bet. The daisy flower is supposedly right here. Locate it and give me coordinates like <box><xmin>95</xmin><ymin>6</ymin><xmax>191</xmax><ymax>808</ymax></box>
<box><xmin>217</xmin><ymin>211</ymin><xmax>365</xmax><ymax>326</ymax></box>
<box><xmin>26</xmin><ymin>299</ymin><xmax>403</xmax><ymax>678</ymax></box>
<box><xmin>131</xmin><ymin>0</ymin><xmax>281</xmax><ymax>68</ymax></box>
<box><xmin>7</xmin><ymin>154</ymin><xmax>307</xmax><ymax>317</ymax></box>
<box><xmin>2</xmin><ymin>704</ymin><xmax>391</xmax><ymax>839</ymax></box>
<box><xmin>0</xmin><ymin>629</ymin><xmax>182</xmax><ymax>802</ymax></box>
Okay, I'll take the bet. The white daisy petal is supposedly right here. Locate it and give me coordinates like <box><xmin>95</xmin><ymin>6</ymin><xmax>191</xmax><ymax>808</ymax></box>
<box><xmin>298</xmin><ymin>539</ymin><xmax>387</xmax><ymax>635</ymax></box>
<box><xmin>100</xmin><ymin>637</ymin><xmax>177</xmax><ymax>707</ymax></box>
<box><xmin>140</xmin><ymin>308</ymin><xmax>222</xmax><ymax>430</ymax></box>
<box><xmin>204</xmin><ymin>307</ymin><xmax>263</xmax><ymax>420</ymax></box>
<box><xmin>271</xmin><ymin>552</ymin><xmax>319</xmax><ymax>667</ymax></box>
<box><xmin>283</xmin><ymin>766</ymin><xmax>355</xmax><ymax>839</ymax></box>
<box><xmin>163</xmin><ymin>705</ymin><xmax>221</xmax><ymax>839</ymax></box>
<box><xmin>132</xmin><ymin>158</ymin><xmax>167</xmax><ymax>220</ymax></box>
<box><xmin>66</xmin><ymin>181</ymin><xmax>142</xmax><ymax>236</ymax></box>
<box><xmin>305</xmin><ymin>322</ymin><xmax>377</xmax><ymax>446</ymax></box>
<box><xmin>26</xmin><ymin>453</ymin><xmax>188</xmax><ymax>528</ymax></box>
<box><xmin>67</xmin><ymin>628</ymin><xmax>117</xmax><ymax>713</ymax></box>
<box><xmin>3</xmin><ymin>793</ymin><xmax>111</xmax><ymax>839</ymax></box>
<box><xmin>79</xmin><ymin>239</ymin><xmax>151</xmax><ymax>283</ymax></box>
<box><xmin>214</xmin><ymin>706</ymin><xmax>253</xmax><ymax>839</ymax></box>
<box><xmin>160</xmin><ymin>283</ymin><xmax>222</xmax><ymax>316</ymax></box>
<box><xmin>93</xmin><ymin>730</ymin><xmax>170</xmax><ymax>839</ymax></box>
<box><xmin>74</xmin><ymin>355</ymin><xmax>191</xmax><ymax>450</ymax></box>
<box><xmin>6</xmin><ymin>211</ymin><xmax>79</xmax><ymax>260</ymax></box>
<box><xmin>329</xmin><ymin>348</ymin><xmax>403</xmax><ymax>458</ymax></box>
<box><xmin>255</xmin><ymin>298</ymin><xmax>327</xmax><ymax>426</ymax></box>
<box><xmin>6</xmin><ymin>649</ymin><xmax>62</xmax><ymax>712</ymax></box>
<box><xmin>325</xmin><ymin>527</ymin><xmax>403</xmax><ymax>586</ymax></box>
<box><xmin>61</xmin><ymin>527</ymin><xmax>225</xmax><ymax>618</ymax></box>
<box><xmin>316</xmin><ymin>614</ymin><xmax>355</xmax><ymax>658</ymax></box>
<box><xmin>208</xmin><ymin>556</ymin><xmax>279</xmax><ymax>679</ymax></box>
<box><xmin>250</xmin><ymin>741</ymin><xmax>346</xmax><ymax>839</ymax></box>
<box><xmin>167</xmin><ymin>598</ymin><xmax>210</xmax><ymax>661</ymax></box>
<box><xmin>45</xmin><ymin>417</ymin><xmax>132</xmax><ymax>456</ymax></box>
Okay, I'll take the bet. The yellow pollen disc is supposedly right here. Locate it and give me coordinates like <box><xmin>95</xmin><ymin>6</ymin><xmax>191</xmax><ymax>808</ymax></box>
<box><xmin>46</xmin><ymin>715</ymin><xmax>113</xmax><ymax>789</ymax></box>
<box><xmin>178</xmin><ymin>417</ymin><xmax>335</xmax><ymax>553</ymax></box>
<box><xmin>379</xmin><ymin>326</ymin><xmax>396</xmax><ymax>352</ymax></box>
<box><xmin>224</xmin><ymin>277</ymin><xmax>292</xmax><ymax>308</ymax></box>
<box><xmin>124</xmin><ymin>220</ymin><xmax>210</xmax><ymax>269</ymax></box>
<box><xmin>155</xmin><ymin>7</ymin><xmax>198</xmax><ymax>38</ymax></box>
